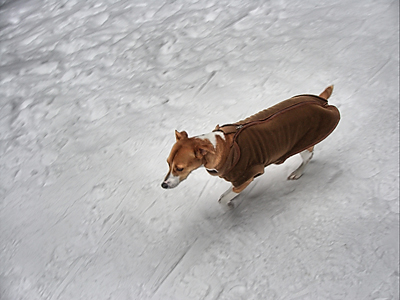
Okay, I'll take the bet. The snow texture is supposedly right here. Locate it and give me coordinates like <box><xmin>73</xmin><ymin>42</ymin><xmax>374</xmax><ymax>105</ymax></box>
<box><xmin>0</xmin><ymin>0</ymin><xmax>399</xmax><ymax>299</ymax></box>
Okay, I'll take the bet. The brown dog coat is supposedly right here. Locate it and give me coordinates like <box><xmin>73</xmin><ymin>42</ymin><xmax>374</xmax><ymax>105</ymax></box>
<box><xmin>209</xmin><ymin>94</ymin><xmax>340</xmax><ymax>187</ymax></box>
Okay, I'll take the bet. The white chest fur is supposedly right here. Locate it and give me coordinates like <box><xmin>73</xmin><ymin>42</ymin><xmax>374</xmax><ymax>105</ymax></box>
<box><xmin>196</xmin><ymin>131</ymin><xmax>225</xmax><ymax>148</ymax></box>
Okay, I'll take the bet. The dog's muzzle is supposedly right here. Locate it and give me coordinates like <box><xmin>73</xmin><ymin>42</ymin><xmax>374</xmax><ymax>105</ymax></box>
<box><xmin>161</xmin><ymin>173</ymin><xmax>180</xmax><ymax>189</ymax></box>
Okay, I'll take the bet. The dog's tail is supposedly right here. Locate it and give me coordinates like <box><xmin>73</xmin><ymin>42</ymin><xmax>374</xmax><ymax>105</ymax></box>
<box><xmin>319</xmin><ymin>85</ymin><xmax>334</xmax><ymax>100</ymax></box>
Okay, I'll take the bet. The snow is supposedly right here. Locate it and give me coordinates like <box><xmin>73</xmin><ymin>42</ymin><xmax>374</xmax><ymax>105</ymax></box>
<box><xmin>0</xmin><ymin>0</ymin><xmax>398</xmax><ymax>299</ymax></box>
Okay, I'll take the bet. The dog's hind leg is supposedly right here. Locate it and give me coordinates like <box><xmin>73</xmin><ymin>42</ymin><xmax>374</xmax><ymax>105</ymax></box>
<box><xmin>288</xmin><ymin>146</ymin><xmax>314</xmax><ymax>180</ymax></box>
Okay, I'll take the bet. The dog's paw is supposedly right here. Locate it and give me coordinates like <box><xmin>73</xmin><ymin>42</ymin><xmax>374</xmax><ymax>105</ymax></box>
<box><xmin>218</xmin><ymin>195</ymin><xmax>231</xmax><ymax>207</ymax></box>
<box><xmin>219</xmin><ymin>200</ymin><xmax>235</xmax><ymax>210</ymax></box>
<box><xmin>218</xmin><ymin>189</ymin><xmax>238</xmax><ymax>206</ymax></box>
<box><xmin>287</xmin><ymin>170</ymin><xmax>303</xmax><ymax>180</ymax></box>
<box><xmin>218</xmin><ymin>190</ymin><xmax>243</xmax><ymax>210</ymax></box>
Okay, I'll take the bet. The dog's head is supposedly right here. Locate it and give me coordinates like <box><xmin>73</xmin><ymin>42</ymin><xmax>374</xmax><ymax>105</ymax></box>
<box><xmin>161</xmin><ymin>130</ymin><xmax>215</xmax><ymax>189</ymax></box>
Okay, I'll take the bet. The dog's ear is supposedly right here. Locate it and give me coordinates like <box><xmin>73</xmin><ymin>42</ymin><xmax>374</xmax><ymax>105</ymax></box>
<box><xmin>175</xmin><ymin>130</ymin><xmax>188</xmax><ymax>141</ymax></box>
<box><xmin>195</xmin><ymin>143</ymin><xmax>215</xmax><ymax>158</ymax></box>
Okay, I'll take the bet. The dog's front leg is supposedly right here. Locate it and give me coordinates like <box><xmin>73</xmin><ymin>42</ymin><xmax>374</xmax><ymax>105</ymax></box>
<box><xmin>218</xmin><ymin>178</ymin><xmax>253</xmax><ymax>208</ymax></box>
<box><xmin>218</xmin><ymin>187</ymin><xmax>239</xmax><ymax>208</ymax></box>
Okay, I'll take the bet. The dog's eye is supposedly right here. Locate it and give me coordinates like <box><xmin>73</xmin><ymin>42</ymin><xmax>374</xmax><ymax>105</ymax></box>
<box><xmin>176</xmin><ymin>167</ymin><xmax>184</xmax><ymax>172</ymax></box>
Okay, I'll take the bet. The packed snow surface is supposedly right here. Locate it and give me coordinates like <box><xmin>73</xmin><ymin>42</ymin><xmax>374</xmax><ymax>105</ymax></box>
<box><xmin>0</xmin><ymin>0</ymin><xmax>399</xmax><ymax>299</ymax></box>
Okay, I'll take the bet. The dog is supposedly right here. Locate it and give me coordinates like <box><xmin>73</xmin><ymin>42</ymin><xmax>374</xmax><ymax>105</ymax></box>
<box><xmin>162</xmin><ymin>86</ymin><xmax>340</xmax><ymax>208</ymax></box>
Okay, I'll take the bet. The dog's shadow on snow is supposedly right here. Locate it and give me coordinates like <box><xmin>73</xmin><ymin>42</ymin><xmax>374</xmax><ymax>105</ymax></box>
<box><xmin>172</xmin><ymin>158</ymin><xmax>344</xmax><ymax>246</ymax></box>
<box><xmin>211</xmin><ymin>159</ymin><xmax>343</xmax><ymax>219</ymax></box>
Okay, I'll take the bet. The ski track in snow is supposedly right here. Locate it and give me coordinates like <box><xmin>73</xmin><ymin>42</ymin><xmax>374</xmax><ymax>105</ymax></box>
<box><xmin>0</xmin><ymin>0</ymin><xmax>398</xmax><ymax>299</ymax></box>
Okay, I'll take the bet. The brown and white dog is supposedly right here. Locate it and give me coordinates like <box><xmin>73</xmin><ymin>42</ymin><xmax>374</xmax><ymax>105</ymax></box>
<box><xmin>162</xmin><ymin>86</ymin><xmax>340</xmax><ymax>208</ymax></box>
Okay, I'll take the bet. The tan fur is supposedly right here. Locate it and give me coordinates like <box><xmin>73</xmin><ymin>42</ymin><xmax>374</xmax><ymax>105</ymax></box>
<box><xmin>164</xmin><ymin>131</ymin><xmax>233</xmax><ymax>183</ymax></box>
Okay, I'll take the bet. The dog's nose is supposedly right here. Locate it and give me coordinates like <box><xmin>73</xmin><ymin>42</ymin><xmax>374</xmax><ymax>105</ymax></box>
<box><xmin>161</xmin><ymin>182</ymin><xmax>169</xmax><ymax>189</ymax></box>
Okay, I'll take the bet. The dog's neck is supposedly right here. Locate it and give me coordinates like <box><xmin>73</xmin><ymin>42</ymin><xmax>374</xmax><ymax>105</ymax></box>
<box><xmin>196</xmin><ymin>131</ymin><xmax>233</xmax><ymax>171</ymax></box>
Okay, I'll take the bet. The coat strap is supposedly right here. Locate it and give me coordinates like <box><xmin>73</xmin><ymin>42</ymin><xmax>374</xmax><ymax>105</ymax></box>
<box><xmin>213</xmin><ymin>124</ymin><xmax>243</xmax><ymax>135</ymax></box>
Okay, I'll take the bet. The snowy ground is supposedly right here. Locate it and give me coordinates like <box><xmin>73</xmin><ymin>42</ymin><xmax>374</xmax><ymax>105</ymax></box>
<box><xmin>0</xmin><ymin>0</ymin><xmax>399</xmax><ymax>299</ymax></box>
